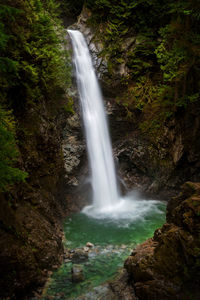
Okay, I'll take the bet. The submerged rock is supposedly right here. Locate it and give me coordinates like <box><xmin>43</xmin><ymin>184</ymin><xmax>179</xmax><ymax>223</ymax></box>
<box><xmin>71</xmin><ymin>264</ymin><xmax>85</xmax><ymax>283</ymax></box>
<box><xmin>86</xmin><ymin>242</ymin><xmax>94</xmax><ymax>248</ymax></box>
<box><xmin>71</xmin><ymin>248</ymin><xmax>89</xmax><ymax>263</ymax></box>
<box><xmin>76</xmin><ymin>283</ymin><xmax>116</xmax><ymax>300</ymax></box>
<box><xmin>83</xmin><ymin>246</ymin><xmax>89</xmax><ymax>252</ymax></box>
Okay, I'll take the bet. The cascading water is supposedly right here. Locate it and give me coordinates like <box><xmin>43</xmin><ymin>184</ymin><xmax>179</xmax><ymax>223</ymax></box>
<box><xmin>68</xmin><ymin>30</ymin><xmax>164</xmax><ymax>221</ymax></box>
<box><xmin>68</xmin><ymin>30</ymin><xmax>120</xmax><ymax>210</ymax></box>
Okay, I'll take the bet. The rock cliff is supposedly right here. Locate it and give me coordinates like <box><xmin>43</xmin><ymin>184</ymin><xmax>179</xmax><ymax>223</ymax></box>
<box><xmin>124</xmin><ymin>182</ymin><xmax>200</xmax><ymax>300</ymax></box>
<box><xmin>0</xmin><ymin>99</ymin><xmax>70</xmax><ymax>299</ymax></box>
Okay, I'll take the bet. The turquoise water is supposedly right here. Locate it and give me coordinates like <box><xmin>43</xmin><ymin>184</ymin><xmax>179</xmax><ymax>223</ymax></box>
<box><xmin>42</xmin><ymin>201</ymin><xmax>166</xmax><ymax>299</ymax></box>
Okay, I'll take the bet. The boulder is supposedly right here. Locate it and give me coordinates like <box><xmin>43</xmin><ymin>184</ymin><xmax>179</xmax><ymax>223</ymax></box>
<box><xmin>83</xmin><ymin>246</ymin><xmax>89</xmax><ymax>252</ymax></box>
<box><xmin>71</xmin><ymin>249</ymin><xmax>88</xmax><ymax>263</ymax></box>
<box><xmin>71</xmin><ymin>264</ymin><xmax>85</xmax><ymax>283</ymax></box>
<box><xmin>86</xmin><ymin>242</ymin><xmax>94</xmax><ymax>248</ymax></box>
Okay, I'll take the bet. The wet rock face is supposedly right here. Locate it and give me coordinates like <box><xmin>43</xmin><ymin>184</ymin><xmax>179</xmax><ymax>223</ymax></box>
<box><xmin>61</xmin><ymin>86</ymin><xmax>90</xmax><ymax>213</ymax></box>
<box><xmin>62</xmin><ymin>112</ymin><xmax>85</xmax><ymax>187</ymax></box>
<box><xmin>70</xmin><ymin>7</ymin><xmax>108</xmax><ymax>79</ymax></box>
<box><xmin>114</xmin><ymin>135</ymin><xmax>179</xmax><ymax>199</ymax></box>
<box><xmin>124</xmin><ymin>182</ymin><xmax>200</xmax><ymax>300</ymax></box>
<box><xmin>107</xmin><ymin>98</ymin><xmax>200</xmax><ymax>199</ymax></box>
<box><xmin>107</xmin><ymin>102</ymin><xmax>177</xmax><ymax>199</ymax></box>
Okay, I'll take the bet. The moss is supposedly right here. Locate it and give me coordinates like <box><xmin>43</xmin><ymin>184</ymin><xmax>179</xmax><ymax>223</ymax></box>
<box><xmin>63</xmin><ymin>97</ymin><xmax>75</xmax><ymax>115</ymax></box>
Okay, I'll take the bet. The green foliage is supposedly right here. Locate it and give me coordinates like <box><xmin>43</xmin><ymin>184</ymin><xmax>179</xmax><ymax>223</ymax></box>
<box><xmin>0</xmin><ymin>0</ymin><xmax>71</xmax><ymax>190</ymax></box>
<box><xmin>0</xmin><ymin>106</ymin><xmax>28</xmax><ymax>191</ymax></box>
<box><xmin>59</xmin><ymin>0</ymin><xmax>84</xmax><ymax>18</ymax></box>
<box><xmin>63</xmin><ymin>97</ymin><xmax>75</xmax><ymax>114</ymax></box>
<box><xmin>85</xmin><ymin>0</ymin><xmax>167</xmax><ymax>78</ymax></box>
<box><xmin>86</xmin><ymin>0</ymin><xmax>200</xmax><ymax>131</ymax></box>
<box><xmin>155</xmin><ymin>23</ymin><xmax>190</xmax><ymax>84</ymax></box>
<box><xmin>0</xmin><ymin>0</ymin><xmax>71</xmax><ymax>108</ymax></box>
<box><xmin>127</xmin><ymin>34</ymin><xmax>157</xmax><ymax>77</ymax></box>
<box><xmin>86</xmin><ymin>0</ymin><xmax>169</xmax><ymax>30</ymax></box>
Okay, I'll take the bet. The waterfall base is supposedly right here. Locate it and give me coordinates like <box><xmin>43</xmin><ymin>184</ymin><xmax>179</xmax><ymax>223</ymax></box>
<box><xmin>82</xmin><ymin>193</ymin><xmax>165</xmax><ymax>227</ymax></box>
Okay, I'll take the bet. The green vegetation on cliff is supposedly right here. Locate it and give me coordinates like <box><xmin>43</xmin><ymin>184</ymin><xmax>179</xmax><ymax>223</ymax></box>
<box><xmin>0</xmin><ymin>106</ymin><xmax>28</xmax><ymax>190</ymax></box>
<box><xmin>85</xmin><ymin>0</ymin><xmax>200</xmax><ymax>131</ymax></box>
<box><xmin>0</xmin><ymin>0</ymin><xmax>71</xmax><ymax>190</ymax></box>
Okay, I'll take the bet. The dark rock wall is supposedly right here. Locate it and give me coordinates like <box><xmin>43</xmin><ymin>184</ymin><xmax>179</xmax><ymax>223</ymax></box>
<box><xmin>0</xmin><ymin>100</ymin><xmax>69</xmax><ymax>299</ymax></box>
<box><xmin>110</xmin><ymin>101</ymin><xmax>200</xmax><ymax>199</ymax></box>
<box><xmin>61</xmin><ymin>107</ymin><xmax>90</xmax><ymax>213</ymax></box>
<box><xmin>124</xmin><ymin>182</ymin><xmax>200</xmax><ymax>300</ymax></box>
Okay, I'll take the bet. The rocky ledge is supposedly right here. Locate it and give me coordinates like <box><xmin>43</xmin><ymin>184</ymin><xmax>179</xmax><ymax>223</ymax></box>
<box><xmin>123</xmin><ymin>182</ymin><xmax>200</xmax><ymax>300</ymax></box>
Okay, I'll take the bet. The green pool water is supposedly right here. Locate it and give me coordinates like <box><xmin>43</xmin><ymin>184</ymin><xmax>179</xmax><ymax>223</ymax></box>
<box><xmin>42</xmin><ymin>200</ymin><xmax>166</xmax><ymax>299</ymax></box>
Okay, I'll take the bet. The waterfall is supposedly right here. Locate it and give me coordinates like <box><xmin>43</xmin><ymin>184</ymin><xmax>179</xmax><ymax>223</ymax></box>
<box><xmin>67</xmin><ymin>30</ymin><xmax>164</xmax><ymax>222</ymax></box>
<box><xmin>68</xmin><ymin>30</ymin><xmax>120</xmax><ymax>212</ymax></box>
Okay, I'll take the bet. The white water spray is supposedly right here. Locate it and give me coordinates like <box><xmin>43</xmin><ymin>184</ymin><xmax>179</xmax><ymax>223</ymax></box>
<box><xmin>68</xmin><ymin>30</ymin><xmax>164</xmax><ymax>221</ymax></box>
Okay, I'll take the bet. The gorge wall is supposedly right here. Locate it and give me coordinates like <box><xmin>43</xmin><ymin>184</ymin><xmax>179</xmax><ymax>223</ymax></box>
<box><xmin>0</xmin><ymin>99</ymin><xmax>69</xmax><ymax>299</ymax></box>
